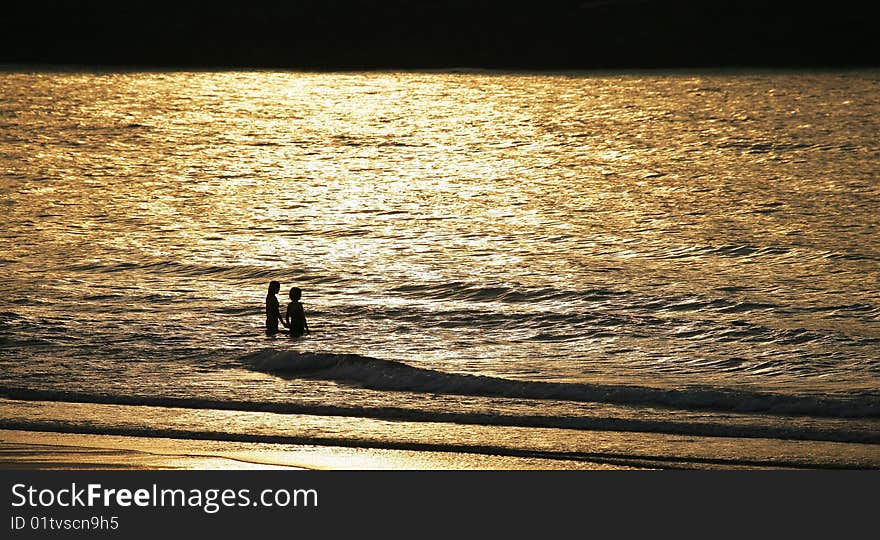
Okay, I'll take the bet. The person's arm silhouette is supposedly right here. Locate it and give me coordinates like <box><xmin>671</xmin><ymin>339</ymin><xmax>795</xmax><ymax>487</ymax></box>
<box><xmin>303</xmin><ymin>306</ymin><xmax>310</xmax><ymax>334</ymax></box>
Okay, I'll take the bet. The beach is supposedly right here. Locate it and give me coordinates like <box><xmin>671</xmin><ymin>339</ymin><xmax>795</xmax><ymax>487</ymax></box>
<box><xmin>1</xmin><ymin>429</ymin><xmax>645</xmax><ymax>470</ymax></box>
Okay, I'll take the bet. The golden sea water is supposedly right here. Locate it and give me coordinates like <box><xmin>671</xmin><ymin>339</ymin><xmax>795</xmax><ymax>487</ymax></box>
<box><xmin>1</xmin><ymin>70</ymin><xmax>878</xmax><ymax>468</ymax></box>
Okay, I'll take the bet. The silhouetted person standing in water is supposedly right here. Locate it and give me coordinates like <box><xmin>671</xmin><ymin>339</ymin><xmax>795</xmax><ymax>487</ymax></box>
<box><xmin>265</xmin><ymin>281</ymin><xmax>287</xmax><ymax>335</ymax></box>
<box><xmin>285</xmin><ymin>287</ymin><xmax>310</xmax><ymax>338</ymax></box>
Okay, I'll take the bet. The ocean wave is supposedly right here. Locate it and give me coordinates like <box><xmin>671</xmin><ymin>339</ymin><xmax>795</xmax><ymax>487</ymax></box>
<box><xmin>64</xmin><ymin>259</ymin><xmax>331</xmax><ymax>282</ymax></box>
<box><xmin>5</xmin><ymin>419</ymin><xmax>875</xmax><ymax>469</ymax></box>
<box><xmin>383</xmin><ymin>280</ymin><xmax>874</xmax><ymax>332</ymax></box>
<box><xmin>240</xmin><ymin>350</ymin><xmax>880</xmax><ymax>419</ymax></box>
<box><xmin>388</xmin><ymin>282</ymin><xmax>630</xmax><ymax>304</ymax></box>
<box><xmin>2</xmin><ymin>387</ymin><xmax>877</xmax><ymax>445</ymax></box>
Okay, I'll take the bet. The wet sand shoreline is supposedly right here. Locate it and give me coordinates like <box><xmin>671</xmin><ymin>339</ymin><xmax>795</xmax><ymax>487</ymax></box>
<box><xmin>0</xmin><ymin>429</ymin><xmax>639</xmax><ymax>470</ymax></box>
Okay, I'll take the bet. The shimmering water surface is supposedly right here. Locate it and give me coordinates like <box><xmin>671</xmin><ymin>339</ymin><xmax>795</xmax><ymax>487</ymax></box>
<box><xmin>1</xmin><ymin>70</ymin><xmax>878</xmax><ymax>468</ymax></box>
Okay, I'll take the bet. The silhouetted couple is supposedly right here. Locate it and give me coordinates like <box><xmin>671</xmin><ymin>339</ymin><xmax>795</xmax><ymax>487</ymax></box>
<box><xmin>265</xmin><ymin>281</ymin><xmax>310</xmax><ymax>337</ymax></box>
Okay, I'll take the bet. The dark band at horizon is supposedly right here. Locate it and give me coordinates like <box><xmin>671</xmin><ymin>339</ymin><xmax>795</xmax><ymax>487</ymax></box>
<box><xmin>1</xmin><ymin>0</ymin><xmax>878</xmax><ymax>70</ymax></box>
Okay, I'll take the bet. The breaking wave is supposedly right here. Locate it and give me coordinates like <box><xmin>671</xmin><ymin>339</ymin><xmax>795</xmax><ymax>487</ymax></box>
<box><xmin>241</xmin><ymin>350</ymin><xmax>880</xmax><ymax>419</ymax></box>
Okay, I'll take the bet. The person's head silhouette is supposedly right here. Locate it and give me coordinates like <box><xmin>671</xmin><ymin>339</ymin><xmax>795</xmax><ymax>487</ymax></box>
<box><xmin>268</xmin><ymin>281</ymin><xmax>280</xmax><ymax>295</ymax></box>
<box><xmin>289</xmin><ymin>287</ymin><xmax>302</xmax><ymax>301</ymax></box>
